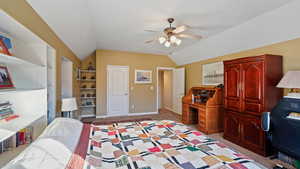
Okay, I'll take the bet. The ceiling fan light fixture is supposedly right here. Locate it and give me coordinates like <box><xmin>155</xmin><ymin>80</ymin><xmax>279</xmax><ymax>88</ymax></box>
<box><xmin>175</xmin><ymin>38</ymin><xmax>182</xmax><ymax>46</ymax></box>
<box><xmin>158</xmin><ymin>36</ymin><xmax>166</xmax><ymax>44</ymax></box>
<box><xmin>165</xmin><ymin>41</ymin><xmax>171</xmax><ymax>48</ymax></box>
<box><xmin>170</xmin><ymin>35</ymin><xmax>177</xmax><ymax>43</ymax></box>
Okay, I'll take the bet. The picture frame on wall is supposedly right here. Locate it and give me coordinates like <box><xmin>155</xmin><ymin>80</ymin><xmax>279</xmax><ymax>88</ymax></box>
<box><xmin>202</xmin><ymin>62</ymin><xmax>224</xmax><ymax>85</ymax></box>
<box><xmin>0</xmin><ymin>66</ymin><xmax>14</xmax><ymax>89</ymax></box>
<box><xmin>0</xmin><ymin>34</ymin><xmax>13</xmax><ymax>56</ymax></box>
<box><xmin>135</xmin><ymin>69</ymin><xmax>152</xmax><ymax>84</ymax></box>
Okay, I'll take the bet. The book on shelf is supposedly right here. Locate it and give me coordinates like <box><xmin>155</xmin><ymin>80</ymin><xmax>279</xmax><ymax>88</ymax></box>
<box><xmin>16</xmin><ymin>127</ymin><xmax>33</xmax><ymax>147</ymax></box>
<box><xmin>0</xmin><ymin>101</ymin><xmax>20</xmax><ymax>122</ymax></box>
<box><xmin>0</xmin><ymin>137</ymin><xmax>13</xmax><ymax>153</ymax></box>
<box><xmin>0</xmin><ymin>101</ymin><xmax>14</xmax><ymax>120</ymax></box>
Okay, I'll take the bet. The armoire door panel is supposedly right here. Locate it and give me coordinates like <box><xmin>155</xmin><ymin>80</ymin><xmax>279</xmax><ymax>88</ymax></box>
<box><xmin>224</xmin><ymin>112</ymin><xmax>240</xmax><ymax>141</ymax></box>
<box><xmin>242</xmin><ymin>62</ymin><xmax>263</xmax><ymax>103</ymax></box>
<box><xmin>240</xmin><ymin>116</ymin><xmax>264</xmax><ymax>151</ymax></box>
<box><xmin>224</xmin><ymin>64</ymin><xmax>241</xmax><ymax>111</ymax></box>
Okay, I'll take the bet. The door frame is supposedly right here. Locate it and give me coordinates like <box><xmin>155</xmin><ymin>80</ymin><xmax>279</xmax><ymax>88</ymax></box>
<box><xmin>156</xmin><ymin>67</ymin><xmax>175</xmax><ymax>111</ymax></box>
<box><xmin>107</xmin><ymin>65</ymin><xmax>130</xmax><ymax>116</ymax></box>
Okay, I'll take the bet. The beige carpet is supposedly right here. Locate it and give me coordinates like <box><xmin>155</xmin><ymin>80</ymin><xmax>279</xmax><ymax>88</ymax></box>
<box><xmin>82</xmin><ymin>109</ymin><xmax>295</xmax><ymax>169</ymax></box>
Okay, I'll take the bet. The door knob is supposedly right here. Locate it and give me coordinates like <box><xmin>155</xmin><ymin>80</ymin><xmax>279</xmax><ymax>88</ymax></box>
<box><xmin>124</xmin><ymin>93</ymin><xmax>128</xmax><ymax>95</ymax></box>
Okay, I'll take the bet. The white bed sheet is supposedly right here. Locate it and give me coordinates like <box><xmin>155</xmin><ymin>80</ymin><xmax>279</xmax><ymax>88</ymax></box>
<box><xmin>3</xmin><ymin>118</ymin><xmax>83</xmax><ymax>169</ymax></box>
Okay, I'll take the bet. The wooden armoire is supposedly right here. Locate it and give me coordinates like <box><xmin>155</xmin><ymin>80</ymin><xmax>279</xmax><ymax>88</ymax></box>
<box><xmin>223</xmin><ymin>54</ymin><xmax>283</xmax><ymax>156</ymax></box>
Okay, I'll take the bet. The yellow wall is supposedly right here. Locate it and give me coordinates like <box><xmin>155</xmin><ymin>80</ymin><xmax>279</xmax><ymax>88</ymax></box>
<box><xmin>0</xmin><ymin>0</ymin><xmax>81</xmax><ymax>112</ymax></box>
<box><xmin>184</xmin><ymin>37</ymin><xmax>300</xmax><ymax>95</ymax></box>
<box><xmin>96</xmin><ymin>50</ymin><xmax>176</xmax><ymax>115</ymax></box>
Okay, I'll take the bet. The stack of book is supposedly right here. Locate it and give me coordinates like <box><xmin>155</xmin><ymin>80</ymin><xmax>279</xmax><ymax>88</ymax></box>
<box><xmin>16</xmin><ymin>127</ymin><xmax>33</xmax><ymax>147</ymax></box>
<box><xmin>0</xmin><ymin>101</ymin><xmax>14</xmax><ymax>120</ymax></box>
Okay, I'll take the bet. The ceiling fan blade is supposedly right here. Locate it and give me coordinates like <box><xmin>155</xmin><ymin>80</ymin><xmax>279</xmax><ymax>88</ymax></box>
<box><xmin>144</xmin><ymin>30</ymin><xmax>160</xmax><ymax>33</ymax></box>
<box><xmin>145</xmin><ymin>39</ymin><xmax>156</xmax><ymax>44</ymax></box>
<box><xmin>177</xmin><ymin>33</ymin><xmax>202</xmax><ymax>39</ymax></box>
<box><xmin>173</xmin><ymin>25</ymin><xmax>189</xmax><ymax>34</ymax></box>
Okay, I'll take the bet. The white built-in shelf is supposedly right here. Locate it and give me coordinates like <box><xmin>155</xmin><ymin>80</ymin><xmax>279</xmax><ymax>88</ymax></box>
<box><xmin>80</xmin><ymin>88</ymin><xmax>96</xmax><ymax>90</ymax></box>
<box><xmin>80</xmin><ymin>105</ymin><xmax>96</xmax><ymax>108</ymax></box>
<box><xmin>0</xmin><ymin>114</ymin><xmax>45</xmax><ymax>142</ymax></box>
<box><xmin>0</xmin><ymin>88</ymin><xmax>46</xmax><ymax>94</ymax></box>
<box><xmin>80</xmin><ymin>97</ymin><xmax>96</xmax><ymax>99</ymax></box>
<box><xmin>79</xmin><ymin>79</ymin><xmax>96</xmax><ymax>82</ymax></box>
<box><xmin>0</xmin><ymin>53</ymin><xmax>45</xmax><ymax>68</ymax></box>
<box><xmin>80</xmin><ymin>69</ymin><xmax>96</xmax><ymax>73</ymax></box>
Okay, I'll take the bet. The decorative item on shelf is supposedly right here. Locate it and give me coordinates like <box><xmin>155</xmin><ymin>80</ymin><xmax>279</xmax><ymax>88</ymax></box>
<box><xmin>61</xmin><ymin>97</ymin><xmax>78</xmax><ymax>118</ymax></box>
<box><xmin>91</xmin><ymin>76</ymin><xmax>95</xmax><ymax>80</ymax></box>
<box><xmin>91</xmin><ymin>84</ymin><xmax>96</xmax><ymax>88</ymax></box>
<box><xmin>135</xmin><ymin>69</ymin><xmax>152</xmax><ymax>84</ymax></box>
<box><xmin>87</xmin><ymin>93</ymin><xmax>91</xmax><ymax>97</ymax></box>
<box><xmin>92</xmin><ymin>93</ymin><xmax>96</xmax><ymax>97</ymax></box>
<box><xmin>87</xmin><ymin>62</ymin><xmax>95</xmax><ymax>71</ymax></box>
<box><xmin>81</xmin><ymin>85</ymin><xmax>87</xmax><ymax>88</ymax></box>
<box><xmin>0</xmin><ymin>101</ymin><xmax>19</xmax><ymax>122</ymax></box>
<box><xmin>0</xmin><ymin>34</ymin><xmax>13</xmax><ymax>56</ymax></box>
<box><xmin>86</xmin><ymin>101</ymin><xmax>93</xmax><ymax>105</ymax></box>
<box><xmin>277</xmin><ymin>71</ymin><xmax>300</xmax><ymax>99</ymax></box>
<box><xmin>0</xmin><ymin>66</ymin><xmax>14</xmax><ymax>89</ymax></box>
<box><xmin>82</xmin><ymin>76</ymin><xmax>87</xmax><ymax>80</ymax></box>
<box><xmin>81</xmin><ymin>94</ymin><xmax>85</xmax><ymax>97</ymax></box>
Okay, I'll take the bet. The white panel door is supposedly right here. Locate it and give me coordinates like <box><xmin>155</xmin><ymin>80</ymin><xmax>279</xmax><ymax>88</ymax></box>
<box><xmin>107</xmin><ymin>66</ymin><xmax>129</xmax><ymax>115</ymax></box>
<box><xmin>173</xmin><ymin>68</ymin><xmax>185</xmax><ymax>114</ymax></box>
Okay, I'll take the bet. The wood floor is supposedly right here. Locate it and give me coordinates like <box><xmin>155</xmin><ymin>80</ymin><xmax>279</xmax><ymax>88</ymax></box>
<box><xmin>85</xmin><ymin>109</ymin><xmax>295</xmax><ymax>169</ymax></box>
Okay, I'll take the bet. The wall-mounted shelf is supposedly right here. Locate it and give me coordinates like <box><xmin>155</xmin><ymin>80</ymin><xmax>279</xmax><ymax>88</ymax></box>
<box><xmin>79</xmin><ymin>79</ymin><xmax>96</xmax><ymax>82</ymax></box>
<box><xmin>0</xmin><ymin>88</ymin><xmax>46</xmax><ymax>94</ymax></box>
<box><xmin>80</xmin><ymin>88</ymin><xmax>96</xmax><ymax>90</ymax></box>
<box><xmin>0</xmin><ymin>114</ymin><xmax>45</xmax><ymax>142</ymax></box>
<box><xmin>80</xmin><ymin>97</ymin><xmax>96</xmax><ymax>99</ymax></box>
<box><xmin>0</xmin><ymin>53</ymin><xmax>45</xmax><ymax>68</ymax></box>
<box><xmin>80</xmin><ymin>70</ymin><xmax>96</xmax><ymax>73</ymax></box>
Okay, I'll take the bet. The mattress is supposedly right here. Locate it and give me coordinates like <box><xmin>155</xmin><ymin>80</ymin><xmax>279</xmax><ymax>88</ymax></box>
<box><xmin>3</xmin><ymin>118</ymin><xmax>83</xmax><ymax>169</ymax></box>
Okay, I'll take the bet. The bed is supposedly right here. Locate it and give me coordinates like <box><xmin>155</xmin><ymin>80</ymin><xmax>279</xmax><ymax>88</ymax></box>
<box><xmin>3</xmin><ymin>118</ymin><xmax>267</xmax><ymax>169</ymax></box>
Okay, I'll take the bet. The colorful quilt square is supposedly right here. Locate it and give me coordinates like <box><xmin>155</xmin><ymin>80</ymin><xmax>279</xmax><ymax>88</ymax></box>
<box><xmin>160</xmin><ymin>144</ymin><xmax>172</xmax><ymax>149</ymax></box>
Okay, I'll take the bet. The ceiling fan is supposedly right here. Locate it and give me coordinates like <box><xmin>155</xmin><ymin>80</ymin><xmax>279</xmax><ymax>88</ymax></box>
<box><xmin>145</xmin><ymin>18</ymin><xmax>202</xmax><ymax>48</ymax></box>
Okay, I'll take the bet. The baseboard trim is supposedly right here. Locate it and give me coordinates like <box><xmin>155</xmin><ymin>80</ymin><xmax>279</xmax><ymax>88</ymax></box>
<box><xmin>96</xmin><ymin>112</ymin><xmax>158</xmax><ymax>118</ymax></box>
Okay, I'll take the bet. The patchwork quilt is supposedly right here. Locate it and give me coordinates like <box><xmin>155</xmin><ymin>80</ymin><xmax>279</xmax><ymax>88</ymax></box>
<box><xmin>72</xmin><ymin>120</ymin><xmax>264</xmax><ymax>169</ymax></box>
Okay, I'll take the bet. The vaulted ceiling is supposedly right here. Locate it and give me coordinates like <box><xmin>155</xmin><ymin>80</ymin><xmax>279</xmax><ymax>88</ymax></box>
<box><xmin>26</xmin><ymin>0</ymin><xmax>296</xmax><ymax>64</ymax></box>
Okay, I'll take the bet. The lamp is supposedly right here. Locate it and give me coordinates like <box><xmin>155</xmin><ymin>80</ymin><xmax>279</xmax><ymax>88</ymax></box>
<box><xmin>175</xmin><ymin>38</ymin><xmax>182</xmax><ymax>46</ymax></box>
<box><xmin>61</xmin><ymin>97</ymin><xmax>78</xmax><ymax>118</ymax></box>
<box><xmin>158</xmin><ymin>36</ymin><xmax>166</xmax><ymax>44</ymax></box>
<box><xmin>277</xmin><ymin>71</ymin><xmax>300</xmax><ymax>98</ymax></box>
<box><xmin>170</xmin><ymin>35</ymin><xmax>177</xmax><ymax>43</ymax></box>
<box><xmin>164</xmin><ymin>41</ymin><xmax>171</xmax><ymax>48</ymax></box>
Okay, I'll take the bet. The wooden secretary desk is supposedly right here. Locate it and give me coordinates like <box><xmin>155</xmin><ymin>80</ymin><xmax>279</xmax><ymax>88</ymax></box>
<box><xmin>182</xmin><ymin>86</ymin><xmax>224</xmax><ymax>134</ymax></box>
